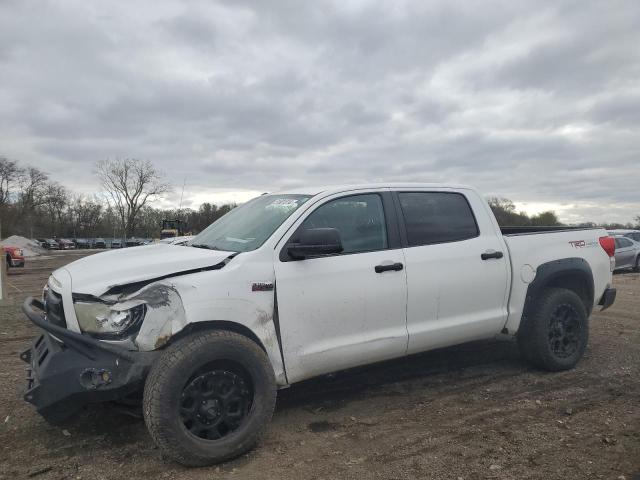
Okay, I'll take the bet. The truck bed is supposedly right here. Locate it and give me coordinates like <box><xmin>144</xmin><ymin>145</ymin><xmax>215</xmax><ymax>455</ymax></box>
<box><xmin>500</xmin><ymin>226</ymin><xmax>611</xmax><ymax>334</ymax></box>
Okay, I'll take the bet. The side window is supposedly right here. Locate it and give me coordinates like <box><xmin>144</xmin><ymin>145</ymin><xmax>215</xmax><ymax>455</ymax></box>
<box><xmin>616</xmin><ymin>238</ymin><xmax>631</xmax><ymax>248</ymax></box>
<box><xmin>398</xmin><ymin>192</ymin><xmax>479</xmax><ymax>246</ymax></box>
<box><xmin>297</xmin><ymin>194</ymin><xmax>388</xmax><ymax>254</ymax></box>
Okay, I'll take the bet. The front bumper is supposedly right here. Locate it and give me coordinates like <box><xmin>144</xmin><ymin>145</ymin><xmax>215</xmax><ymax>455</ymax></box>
<box><xmin>21</xmin><ymin>297</ymin><xmax>158</xmax><ymax>423</ymax></box>
<box><xmin>598</xmin><ymin>287</ymin><xmax>616</xmax><ymax>311</ymax></box>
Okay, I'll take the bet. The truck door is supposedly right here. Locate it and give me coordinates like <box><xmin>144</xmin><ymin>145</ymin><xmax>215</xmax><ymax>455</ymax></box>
<box><xmin>274</xmin><ymin>191</ymin><xmax>408</xmax><ymax>383</ymax></box>
<box><xmin>394</xmin><ymin>189</ymin><xmax>511</xmax><ymax>354</ymax></box>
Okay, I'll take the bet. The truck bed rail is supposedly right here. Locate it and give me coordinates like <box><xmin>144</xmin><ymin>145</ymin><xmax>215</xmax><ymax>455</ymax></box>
<box><xmin>501</xmin><ymin>226</ymin><xmax>601</xmax><ymax>236</ymax></box>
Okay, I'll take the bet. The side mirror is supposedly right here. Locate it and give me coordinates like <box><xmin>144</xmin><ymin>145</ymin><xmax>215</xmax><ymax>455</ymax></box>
<box><xmin>287</xmin><ymin>228</ymin><xmax>343</xmax><ymax>259</ymax></box>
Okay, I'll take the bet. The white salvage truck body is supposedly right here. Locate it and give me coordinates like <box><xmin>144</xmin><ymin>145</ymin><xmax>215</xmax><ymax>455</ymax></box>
<box><xmin>22</xmin><ymin>184</ymin><xmax>616</xmax><ymax>466</ymax></box>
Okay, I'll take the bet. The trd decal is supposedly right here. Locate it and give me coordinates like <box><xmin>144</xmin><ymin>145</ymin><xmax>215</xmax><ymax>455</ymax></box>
<box><xmin>569</xmin><ymin>240</ymin><xmax>597</xmax><ymax>248</ymax></box>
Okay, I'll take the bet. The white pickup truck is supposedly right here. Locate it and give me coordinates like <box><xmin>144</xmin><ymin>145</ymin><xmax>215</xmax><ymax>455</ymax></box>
<box><xmin>22</xmin><ymin>183</ymin><xmax>617</xmax><ymax>466</ymax></box>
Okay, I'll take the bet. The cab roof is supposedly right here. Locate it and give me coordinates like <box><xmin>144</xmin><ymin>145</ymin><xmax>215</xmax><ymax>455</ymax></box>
<box><xmin>276</xmin><ymin>183</ymin><xmax>475</xmax><ymax>197</ymax></box>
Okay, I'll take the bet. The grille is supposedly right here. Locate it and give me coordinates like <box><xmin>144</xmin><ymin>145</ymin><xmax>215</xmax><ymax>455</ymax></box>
<box><xmin>45</xmin><ymin>287</ymin><xmax>67</xmax><ymax>328</ymax></box>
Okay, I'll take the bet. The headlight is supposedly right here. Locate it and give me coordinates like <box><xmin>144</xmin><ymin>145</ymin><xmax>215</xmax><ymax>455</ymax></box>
<box><xmin>74</xmin><ymin>302</ymin><xmax>145</xmax><ymax>338</ymax></box>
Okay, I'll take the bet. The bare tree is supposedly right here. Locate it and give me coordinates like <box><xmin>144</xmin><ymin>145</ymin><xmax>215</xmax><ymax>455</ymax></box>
<box><xmin>41</xmin><ymin>182</ymin><xmax>69</xmax><ymax>236</ymax></box>
<box><xmin>0</xmin><ymin>157</ymin><xmax>24</xmax><ymax>206</ymax></box>
<box><xmin>96</xmin><ymin>158</ymin><xmax>171</xmax><ymax>237</ymax></box>
<box><xmin>19</xmin><ymin>166</ymin><xmax>49</xmax><ymax>209</ymax></box>
<box><xmin>69</xmin><ymin>195</ymin><xmax>103</xmax><ymax>238</ymax></box>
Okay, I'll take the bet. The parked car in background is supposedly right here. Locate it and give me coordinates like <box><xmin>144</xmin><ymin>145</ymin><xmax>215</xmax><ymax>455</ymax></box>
<box><xmin>3</xmin><ymin>246</ymin><xmax>25</xmax><ymax>268</ymax></box>
<box><xmin>39</xmin><ymin>239</ymin><xmax>59</xmax><ymax>250</ymax></box>
<box><xmin>57</xmin><ymin>239</ymin><xmax>76</xmax><ymax>250</ymax></box>
<box><xmin>627</xmin><ymin>231</ymin><xmax>640</xmax><ymax>242</ymax></box>
<box><xmin>613</xmin><ymin>236</ymin><xmax>640</xmax><ymax>272</ymax></box>
<box><xmin>110</xmin><ymin>239</ymin><xmax>124</xmax><ymax>249</ymax></box>
<box><xmin>125</xmin><ymin>238</ymin><xmax>145</xmax><ymax>247</ymax></box>
<box><xmin>158</xmin><ymin>235</ymin><xmax>193</xmax><ymax>246</ymax></box>
<box><xmin>608</xmin><ymin>229</ymin><xmax>640</xmax><ymax>243</ymax></box>
<box><xmin>73</xmin><ymin>238</ymin><xmax>91</xmax><ymax>249</ymax></box>
<box><xmin>92</xmin><ymin>238</ymin><xmax>106</xmax><ymax>249</ymax></box>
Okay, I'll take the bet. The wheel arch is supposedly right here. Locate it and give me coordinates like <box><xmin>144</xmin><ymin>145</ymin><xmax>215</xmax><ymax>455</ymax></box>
<box><xmin>164</xmin><ymin>320</ymin><xmax>268</xmax><ymax>353</ymax></box>
<box><xmin>521</xmin><ymin>258</ymin><xmax>595</xmax><ymax>326</ymax></box>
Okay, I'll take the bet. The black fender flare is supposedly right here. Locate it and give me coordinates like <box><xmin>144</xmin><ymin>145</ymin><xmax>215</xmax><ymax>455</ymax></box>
<box><xmin>519</xmin><ymin>257</ymin><xmax>595</xmax><ymax>335</ymax></box>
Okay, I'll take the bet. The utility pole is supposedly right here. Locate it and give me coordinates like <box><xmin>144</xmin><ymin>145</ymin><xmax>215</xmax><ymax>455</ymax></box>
<box><xmin>178</xmin><ymin>178</ymin><xmax>186</xmax><ymax>212</ymax></box>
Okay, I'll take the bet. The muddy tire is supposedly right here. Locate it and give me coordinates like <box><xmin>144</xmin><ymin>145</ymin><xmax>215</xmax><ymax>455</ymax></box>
<box><xmin>517</xmin><ymin>288</ymin><xmax>589</xmax><ymax>371</ymax></box>
<box><xmin>143</xmin><ymin>330</ymin><xmax>277</xmax><ymax>466</ymax></box>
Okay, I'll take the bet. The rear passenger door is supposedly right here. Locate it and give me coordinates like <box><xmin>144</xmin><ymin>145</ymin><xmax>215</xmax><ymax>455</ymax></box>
<box><xmin>614</xmin><ymin>237</ymin><xmax>634</xmax><ymax>268</ymax></box>
<box><xmin>394</xmin><ymin>189</ymin><xmax>510</xmax><ymax>354</ymax></box>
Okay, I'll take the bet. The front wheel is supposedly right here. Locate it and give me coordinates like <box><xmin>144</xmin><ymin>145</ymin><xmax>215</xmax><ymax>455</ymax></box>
<box><xmin>143</xmin><ymin>330</ymin><xmax>277</xmax><ymax>466</ymax></box>
<box><xmin>517</xmin><ymin>288</ymin><xmax>589</xmax><ymax>371</ymax></box>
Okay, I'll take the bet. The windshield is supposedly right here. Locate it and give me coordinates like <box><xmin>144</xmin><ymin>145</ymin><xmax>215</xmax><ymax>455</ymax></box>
<box><xmin>190</xmin><ymin>194</ymin><xmax>311</xmax><ymax>252</ymax></box>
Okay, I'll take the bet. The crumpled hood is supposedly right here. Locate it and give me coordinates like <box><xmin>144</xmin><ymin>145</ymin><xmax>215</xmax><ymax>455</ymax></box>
<box><xmin>57</xmin><ymin>243</ymin><xmax>234</xmax><ymax>296</ymax></box>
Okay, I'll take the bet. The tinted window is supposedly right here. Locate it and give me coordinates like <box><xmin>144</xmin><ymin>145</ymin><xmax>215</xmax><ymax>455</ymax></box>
<box><xmin>398</xmin><ymin>192</ymin><xmax>479</xmax><ymax>246</ymax></box>
<box><xmin>298</xmin><ymin>194</ymin><xmax>388</xmax><ymax>254</ymax></box>
<box><xmin>616</xmin><ymin>238</ymin><xmax>632</xmax><ymax>248</ymax></box>
<box><xmin>625</xmin><ymin>233</ymin><xmax>640</xmax><ymax>242</ymax></box>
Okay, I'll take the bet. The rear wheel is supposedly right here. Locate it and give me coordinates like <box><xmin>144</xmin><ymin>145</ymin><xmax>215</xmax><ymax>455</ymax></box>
<box><xmin>143</xmin><ymin>330</ymin><xmax>276</xmax><ymax>466</ymax></box>
<box><xmin>517</xmin><ymin>288</ymin><xmax>588</xmax><ymax>371</ymax></box>
<box><xmin>634</xmin><ymin>256</ymin><xmax>640</xmax><ymax>272</ymax></box>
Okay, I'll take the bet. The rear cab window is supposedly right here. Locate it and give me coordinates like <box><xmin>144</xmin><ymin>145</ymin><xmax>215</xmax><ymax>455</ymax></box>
<box><xmin>397</xmin><ymin>192</ymin><xmax>479</xmax><ymax>247</ymax></box>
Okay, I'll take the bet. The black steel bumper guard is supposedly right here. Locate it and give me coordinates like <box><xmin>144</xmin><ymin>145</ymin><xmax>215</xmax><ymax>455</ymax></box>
<box><xmin>21</xmin><ymin>297</ymin><xmax>158</xmax><ymax>423</ymax></box>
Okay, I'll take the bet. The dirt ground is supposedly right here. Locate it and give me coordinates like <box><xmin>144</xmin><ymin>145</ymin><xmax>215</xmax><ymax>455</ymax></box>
<box><xmin>0</xmin><ymin>251</ymin><xmax>638</xmax><ymax>480</ymax></box>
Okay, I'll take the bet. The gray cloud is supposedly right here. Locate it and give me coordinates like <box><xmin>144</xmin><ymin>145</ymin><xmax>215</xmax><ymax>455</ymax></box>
<box><xmin>0</xmin><ymin>0</ymin><xmax>638</xmax><ymax>224</ymax></box>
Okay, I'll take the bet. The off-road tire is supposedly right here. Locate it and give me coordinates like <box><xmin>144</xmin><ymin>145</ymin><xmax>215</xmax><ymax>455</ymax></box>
<box><xmin>143</xmin><ymin>330</ymin><xmax>277</xmax><ymax>466</ymax></box>
<box><xmin>517</xmin><ymin>287</ymin><xmax>589</xmax><ymax>371</ymax></box>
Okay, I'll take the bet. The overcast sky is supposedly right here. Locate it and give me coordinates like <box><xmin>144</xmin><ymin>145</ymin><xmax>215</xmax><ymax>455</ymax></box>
<box><xmin>1</xmin><ymin>1</ymin><xmax>638</xmax><ymax>224</ymax></box>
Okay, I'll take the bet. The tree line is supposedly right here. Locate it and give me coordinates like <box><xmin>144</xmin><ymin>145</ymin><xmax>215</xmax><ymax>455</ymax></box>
<box><xmin>0</xmin><ymin>157</ymin><xmax>236</xmax><ymax>240</ymax></box>
<box><xmin>488</xmin><ymin>197</ymin><xmax>640</xmax><ymax>230</ymax></box>
<box><xmin>1</xmin><ymin>156</ymin><xmax>638</xmax><ymax>240</ymax></box>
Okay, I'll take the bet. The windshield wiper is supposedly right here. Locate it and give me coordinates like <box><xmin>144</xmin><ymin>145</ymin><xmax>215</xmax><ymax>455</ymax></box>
<box><xmin>191</xmin><ymin>243</ymin><xmax>220</xmax><ymax>250</ymax></box>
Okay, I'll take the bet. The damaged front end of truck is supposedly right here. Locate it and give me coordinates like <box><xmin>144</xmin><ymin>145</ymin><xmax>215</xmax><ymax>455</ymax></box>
<box><xmin>20</xmin><ymin>252</ymin><xmax>236</xmax><ymax>423</ymax></box>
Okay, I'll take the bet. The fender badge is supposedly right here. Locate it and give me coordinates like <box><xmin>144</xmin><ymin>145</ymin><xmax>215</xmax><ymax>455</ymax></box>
<box><xmin>252</xmin><ymin>282</ymin><xmax>274</xmax><ymax>292</ymax></box>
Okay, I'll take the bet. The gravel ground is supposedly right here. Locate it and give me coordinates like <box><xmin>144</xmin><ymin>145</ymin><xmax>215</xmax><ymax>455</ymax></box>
<box><xmin>0</xmin><ymin>251</ymin><xmax>638</xmax><ymax>480</ymax></box>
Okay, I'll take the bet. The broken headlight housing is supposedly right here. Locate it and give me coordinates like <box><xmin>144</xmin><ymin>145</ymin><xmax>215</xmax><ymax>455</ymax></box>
<box><xmin>74</xmin><ymin>301</ymin><xmax>146</xmax><ymax>338</ymax></box>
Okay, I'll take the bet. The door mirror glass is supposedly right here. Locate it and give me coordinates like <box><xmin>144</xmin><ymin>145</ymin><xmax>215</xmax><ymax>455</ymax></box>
<box><xmin>287</xmin><ymin>228</ymin><xmax>343</xmax><ymax>259</ymax></box>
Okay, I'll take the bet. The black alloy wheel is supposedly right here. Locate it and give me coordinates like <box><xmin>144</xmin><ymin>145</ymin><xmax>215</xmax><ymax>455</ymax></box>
<box><xmin>548</xmin><ymin>304</ymin><xmax>582</xmax><ymax>359</ymax></box>
<box><xmin>143</xmin><ymin>330</ymin><xmax>277</xmax><ymax>466</ymax></box>
<box><xmin>180</xmin><ymin>369</ymin><xmax>252</xmax><ymax>441</ymax></box>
